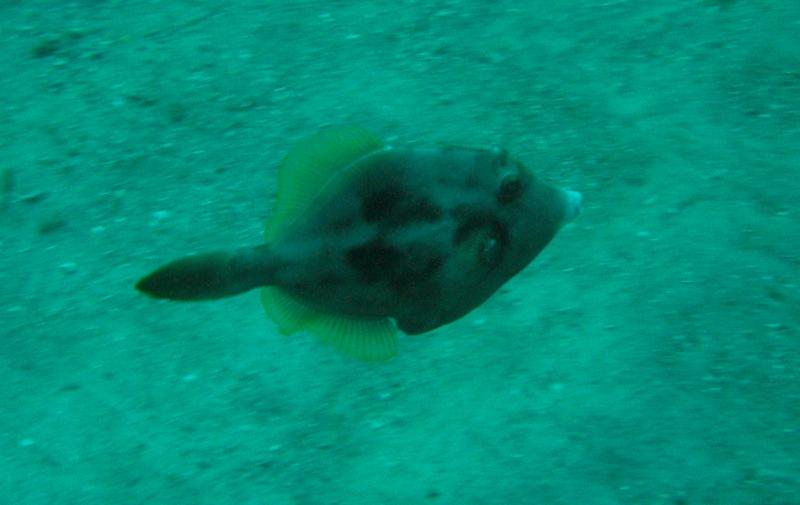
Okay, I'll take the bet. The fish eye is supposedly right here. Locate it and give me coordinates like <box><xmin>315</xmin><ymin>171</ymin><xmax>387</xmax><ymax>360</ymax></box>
<box><xmin>497</xmin><ymin>172</ymin><xmax>522</xmax><ymax>204</ymax></box>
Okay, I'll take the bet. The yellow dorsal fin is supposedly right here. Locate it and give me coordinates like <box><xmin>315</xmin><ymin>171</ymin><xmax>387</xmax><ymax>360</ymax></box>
<box><xmin>264</xmin><ymin>125</ymin><xmax>383</xmax><ymax>242</ymax></box>
<box><xmin>261</xmin><ymin>287</ymin><xmax>398</xmax><ymax>362</ymax></box>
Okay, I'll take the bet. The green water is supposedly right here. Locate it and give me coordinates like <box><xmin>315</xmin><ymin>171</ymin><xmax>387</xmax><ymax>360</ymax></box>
<box><xmin>0</xmin><ymin>1</ymin><xmax>798</xmax><ymax>504</ymax></box>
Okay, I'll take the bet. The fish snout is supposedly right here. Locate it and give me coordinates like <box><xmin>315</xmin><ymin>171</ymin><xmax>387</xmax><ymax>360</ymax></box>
<box><xmin>563</xmin><ymin>190</ymin><xmax>582</xmax><ymax>223</ymax></box>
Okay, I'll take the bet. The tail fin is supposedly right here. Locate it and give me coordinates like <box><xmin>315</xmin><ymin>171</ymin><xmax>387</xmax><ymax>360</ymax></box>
<box><xmin>136</xmin><ymin>246</ymin><xmax>273</xmax><ymax>301</ymax></box>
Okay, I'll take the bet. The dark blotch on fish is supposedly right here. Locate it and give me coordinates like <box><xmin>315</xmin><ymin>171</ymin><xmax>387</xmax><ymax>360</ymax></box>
<box><xmin>346</xmin><ymin>239</ymin><xmax>403</xmax><ymax>283</ymax></box>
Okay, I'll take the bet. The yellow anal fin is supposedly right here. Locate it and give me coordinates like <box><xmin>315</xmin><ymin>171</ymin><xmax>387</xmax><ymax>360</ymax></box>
<box><xmin>261</xmin><ymin>287</ymin><xmax>398</xmax><ymax>362</ymax></box>
<box><xmin>265</xmin><ymin>125</ymin><xmax>383</xmax><ymax>242</ymax></box>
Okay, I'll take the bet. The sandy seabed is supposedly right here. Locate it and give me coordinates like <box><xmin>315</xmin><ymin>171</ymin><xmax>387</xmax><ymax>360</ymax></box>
<box><xmin>0</xmin><ymin>1</ymin><xmax>798</xmax><ymax>504</ymax></box>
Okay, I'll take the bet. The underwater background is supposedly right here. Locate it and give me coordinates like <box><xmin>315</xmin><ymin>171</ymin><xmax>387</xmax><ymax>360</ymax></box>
<box><xmin>1</xmin><ymin>1</ymin><xmax>798</xmax><ymax>504</ymax></box>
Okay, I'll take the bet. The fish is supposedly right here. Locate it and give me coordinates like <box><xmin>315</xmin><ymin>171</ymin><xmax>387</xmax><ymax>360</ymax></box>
<box><xmin>136</xmin><ymin>125</ymin><xmax>582</xmax><ymax>361</ymax></box>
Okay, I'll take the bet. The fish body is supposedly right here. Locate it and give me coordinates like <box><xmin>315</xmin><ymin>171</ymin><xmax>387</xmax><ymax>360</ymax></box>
<box><xmin>137</xmin><ymin>126</ymin><xmax>581</xmax><ymax>360</ymax></box>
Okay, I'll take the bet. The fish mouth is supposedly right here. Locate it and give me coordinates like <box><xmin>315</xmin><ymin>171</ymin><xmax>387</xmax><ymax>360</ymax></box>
<box><xmin>563</xmin><ymin>190</ymin><xmax>583</xmax><ymax>223</ymax></box>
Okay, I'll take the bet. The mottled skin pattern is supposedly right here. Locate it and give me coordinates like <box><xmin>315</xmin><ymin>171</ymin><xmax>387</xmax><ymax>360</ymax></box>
<box><xmin>262</xmin><ymin>146</ymin><xmax>570</xmax><ymax>334</ymax></box>
<box><xmin>136</xmin><ymin>145</ymin><xmax>573</xmax><ymax>336</ymax></box>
